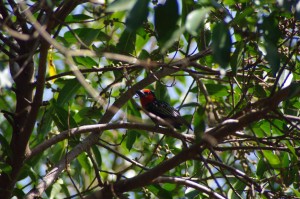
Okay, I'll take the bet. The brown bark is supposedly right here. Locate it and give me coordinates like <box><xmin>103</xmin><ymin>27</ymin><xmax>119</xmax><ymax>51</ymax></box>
<box><xmin>0</xmin><ymin>1</ymin><xmax>86</xmax><ymax>197</ymax></box>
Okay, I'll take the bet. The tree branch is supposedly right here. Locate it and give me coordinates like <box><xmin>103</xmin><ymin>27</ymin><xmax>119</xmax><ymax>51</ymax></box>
<box><xmin>91</xmin><ymin>145</ymin><xmax>201</xmax><ymax>199</ymax></box>
<box><xmin>154</xmin><ymin>177</ymin><xmax>226</xmax><ymax>199</ymax></box>
<box><xmin>28</xmin><ymin>123</ymin><xmax>194</xmax><ymax>159</ymax></box>
<box><xmin>7</xmin><ymin>0</ymin><xmax>29</xmax><ymax>33</ymax></box>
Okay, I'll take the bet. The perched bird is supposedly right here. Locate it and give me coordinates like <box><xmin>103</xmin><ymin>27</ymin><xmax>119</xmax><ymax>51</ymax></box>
<box><xmin>136</xmin><ymin>89</ymin><xmax>191</xmax><ymax>130</ymax></box>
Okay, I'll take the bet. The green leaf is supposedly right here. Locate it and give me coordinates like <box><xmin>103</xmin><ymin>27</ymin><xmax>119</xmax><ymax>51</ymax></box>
<box><xmin>126</xmin><ymin>130</ymin><xmax>139</xmax><ymax>151</ymax></box>
<box><xmin>18</xmin><ymin>164</ymin><xmax>38</xmax><ymax>181</ymax></box>
<box><xmin>116</xmin><ymin>29</ymin><xmax>136</xmax><ymax>54</ymax></box>
<box><xmin>281</xmin><ymin>152</ymin><xmax>290</xmax><ymax>168</ymax></box>
<box><xmin>265</xmin><ymin>42</ymin><xmax>280</xmax><ymax>76</ymax></box>
<box><xmin>12</xmin><ymin>188</ymin><xmax>25</xmax><ymax>199</ymax></box>
<box><xmin>185</xmin><ymin>8</ymin><xmax>211</xmax><ymax>36</ymax></box>
<box><xmin>262</xmin><ymin>13</ymin><xmax>280</xmax><ymax>44</ymax></box>
<box><xmin>262</xmin><ymin>150</ymin><xmax>281</xmax><ymax>169</ymax></box>
<box><xmin>76</xmin><ymin>107</ymin><xmax>102</xmax><ymax>125</ymax></box>
<box><xmin>230</xmin><ymin>41</ymin><xmax>244</xmax><ymax>75</ymax></box>
<box><xmin>228</xmin><ymin>179</ymin><xmax>246</xmax><ymax>199</ymax></box>
<box><xmin>160</xmin><ymin>26</ymin><xmax>185</xmax><ymax>53</ymax></box>
<box><xmin>138</xmin><ymin>49</ymin><xmax>150</xmax><ymax>60</ymax></box>
<box><xmin>48</xmin><ymin>141</ymin><xmax>66</xmax><ymax>163</ymax></box>
<box><xmin>127</xmin><ymin>99</ymin><xmax>141</xmax><ymax>119</ymax></box>
<box><xmin>186</xmin><ymin>189</ymin><xmax>201</xmax><ymax>199</ymax></box>
<box><xmin>77</xmin><ymin>152</ymin><xmax>92</xmax><ymax>178</ymax></box>
<box><xmin>36</xmin><ymin>105</ymin><xmax>54</xmax><ymax>144</ymax></box>
<box><xmin>253</xmin><ymin>84</ymin><xmax>267</xmax><ymax>98</ymax></box>
<box><xmin>256</xmin><ymin>157</ymin><xmax>267</xmax><ymax>178</ymax></box>
<box><xmin>154</xmin><ymin>0</ymin><xmax>179</xmax><ymax>44</ymax></box>
<box><xmin>259</xmin><ymin>121</ymin><xmax>271</xmax><ymax>136</ymax></box>
<box><xmin>155</xmin><ymin>81</ymin><xmax>170</xmax><ymax>103</ymax></box>
<box><xmin>91</xmin><ymin>145</ymin><xmax>102</xmax><ymax>167</ymax></box>
<box><xmin>136</xmin><ymin>28</ymin><xmax>150</xmax><ymax>52</ymax></box>
<box><xmin>126</xmin><ymin>100</ymin><xmax>141</xmax><ymax>150</ymax></box>
<box><xmin>162</xmin><ymin>183</ymin><xmax>176</xmax><ymax>191</ymax></box>
<box><xmin>148</xmin><ymin>184</ymin><xmax>172</xmax><ymax>199</ymax></box>
<box><xmin>223</xmin><ymin>0</ymin><xmax>236</xmax><ymax>6</ymax></box>
<box><xmin>194</xmin><ymin>106</ymin><xmax>206</xmax><ymax>137</ymax></box>
<box><xmin>125</xmin><ymin>0</ymin><xmax>149</xmax><ymax>31</ymax></box>
<box><xmin>63</xmin><ymin>28</ymin><xmax>102</xmax><ymax>46</ymax></box>
<box><xmin>96</xmin><ymin>31</ymin><xmax>111</xmax><ymax>41</ymax></box>
<box><xmin>212</xmin><ymin>22</ymin><xmax>232</xmax><ymax>69</ymax></box>
<box><xmin>181</xmin><ymin>0</ymin><xmax>196</xmax><ymax>25</ymax></box>
<box><xmin>106</xmin><ymin>0</ymin><xmax>137</xmax><ymax>12</ymax></box>
<box><xmin>283</xmin><ymin>140</ymin><xmax>297</xmax><ymax>158</ymax></box>
<box><xmin>50</xmin><ymin>182</ymin><xmax>62</xmax><ymax>199</ymax></box>
<box><xmin>291</xmin><ymin>188</ymin><xmax>300</xmax><ymax>197</ymax></box>
<box><xmin>53</xmin><ymin>104</ymin><xmax>78</xmax><ymax>131</ymax></box>
<box><xmin>57</xmin><ymin>78</ymin><xmax>81</xmax><ymax>106</ymax></box>
<box><xmin>251</xmin><ymin>123</ymin><xmax>265</xmax><ymax>138</ymax></box>
<box><xmin>281</xmin><ymin>156</ymin><xmax>297</xmax><ymax>187</ymax></box>
<box><xmin>0</xmin><ymin>162</ymin><xmax>12</xmax><ymax>174</ymax></box>
<box><xmin>262</xmin><ymin>13</ymin><xmax>281</xmax><ymax>76</ymax></box>
<box><xmin>205</xmin><ymin>83</ymin><xmax>228</xmax><ymax>97</ymax></box>
<box><xmin>286</xmin><ymin>81</ymin><xmax>300</xmax><ymax>99</ymax></box>
<box><xmin>0</xmin><ymin>133</ymin><xmax>12</xmax><ymax>157</ymax></box>
<box><xmin>65</xmin><ymin>14</ymin><xmax>93</xmax><ymax>23</ymax></box>
<box><xmin>60</xmin><ymin>183</ymin><xmax>71</xmax><ymax>198</ymax></box>
<box><xmin>157</xmin><ymin>187</ymin><xmax>172</xmax><ymax>199</ymax></box>
<box><xmin>232</xmin><ymin>7</ymin><xmax>254</xmax><ymax>24</ymax></box>
<box><xmin>270</xmin><ymin>119</ymin><xmax>286</xmax><ymax>136</ymax></box>
<box><xmin>73</xmin><ymin>56</ymin><xmax>98</xmax><ymax>68</ymax></box>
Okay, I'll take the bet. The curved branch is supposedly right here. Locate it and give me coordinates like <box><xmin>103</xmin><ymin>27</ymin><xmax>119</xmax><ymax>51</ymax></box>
<box><xmin>28</xmin><ymin>123</ymin><xmax>194</xmax><ymax>159</ymax></box>
<box><xmin>44</xmin><ymin>65</ymin><xmax>142</xmax><ymax>83</ymax></box>
<box><xmin>91</xmin><ymin>146</ymin><xmax>201</xmax><ymax>199</ymax></box>
<box><xmin>154</xmin><ymin>177</ymin><xmax>226</xmax><ymax>199</ymax></box>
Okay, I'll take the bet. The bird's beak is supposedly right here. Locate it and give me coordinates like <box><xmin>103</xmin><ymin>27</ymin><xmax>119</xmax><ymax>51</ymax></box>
<box><xmin>135</xmin><ymin>90</ymin><xmax>145</xmax><ymax>98</ymax></box>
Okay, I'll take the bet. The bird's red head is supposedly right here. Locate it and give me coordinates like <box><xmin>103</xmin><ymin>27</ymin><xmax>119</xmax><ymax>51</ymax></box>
<box><xmin>136</xmin><ymin>89</ymin><xmax>156</xmax><ymax>107</ymax></box>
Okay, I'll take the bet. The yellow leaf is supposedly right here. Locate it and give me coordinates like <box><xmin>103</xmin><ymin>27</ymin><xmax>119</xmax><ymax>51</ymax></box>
<box><xmin>48</xmin><ymin>46</ymin><xmax>57</xmax><ymax>82</ymax></box>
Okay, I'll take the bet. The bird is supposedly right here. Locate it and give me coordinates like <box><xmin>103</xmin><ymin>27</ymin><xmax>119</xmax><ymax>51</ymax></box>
<box><xmin>135</xmin><ymin>89</ymin><xmax>192</xmax><ymax>130</ymax></box>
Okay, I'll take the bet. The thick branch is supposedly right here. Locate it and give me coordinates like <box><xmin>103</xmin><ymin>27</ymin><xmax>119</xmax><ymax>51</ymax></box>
<box><xmin>86</xmin><ymin>146</ymin><xmax>200</xmax><ymax>199</ymax></box>
<box><xmin>22</xmin><ymin>40</ymin><xmax>49</xmax><ymax>155</ymax></box>
<box><xmin>0</xmin><ymin>39</ymin><xmax>49</xmax><ymax>199</ymax></box>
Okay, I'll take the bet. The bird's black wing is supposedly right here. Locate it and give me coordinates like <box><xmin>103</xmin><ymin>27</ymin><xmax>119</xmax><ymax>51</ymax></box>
<box><xmin>146</xmin><ymin>100</ymin><xmax>180</xmax><ymax>119</ymax></box>
<box><xmin>146</xmin><ymin>100</ymin><xmax>192</xmax><ymax>129</ymax></box>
